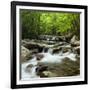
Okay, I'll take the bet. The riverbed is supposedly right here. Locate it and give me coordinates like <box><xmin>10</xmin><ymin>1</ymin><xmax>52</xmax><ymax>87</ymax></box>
<box><xmin>21</xmin><ymin>38</ymin><xmax>80</xmax><ymax>80</ymax></box>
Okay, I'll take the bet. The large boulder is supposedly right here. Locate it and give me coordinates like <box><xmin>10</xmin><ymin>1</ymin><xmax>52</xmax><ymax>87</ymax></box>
<box><xmin>36</xmin><ymin>64</ymin><xmax>48</xmax><ymax>75</ymax></box>
<box><xmin>70</xmin><ymin>35</ymin><xmax>80</xmax><ymax>47</ymax></box>
<box><xmin>36</xmin><ymin>57</ymin><xmax>80</xmax><ymax>77</ymax></box>
<box><xmin>21</xmin><ymin>46</ymin><xmax>31</xmax><ymax>62</ymax></box>
<box><xmin>70</xmin><ymin>35</ymin><xmax>78</xmax><ymax>44</ymax></box>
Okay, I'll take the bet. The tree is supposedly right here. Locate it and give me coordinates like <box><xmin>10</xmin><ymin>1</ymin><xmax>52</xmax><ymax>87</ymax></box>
<box><xmin>20</xmin><ymin>10</ymin><xmax>80</xmax><ymax>39</ymax></box>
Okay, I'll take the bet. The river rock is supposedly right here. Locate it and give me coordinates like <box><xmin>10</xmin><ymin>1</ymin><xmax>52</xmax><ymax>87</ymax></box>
<box><xmin>38</xmin><ymin>35</ymin><xmax>65</xmax><ymax>41</ymax></box>
<box><xmin>36</xmin><ymin>65</ymin><xmax>48</xmax><ymax>75</ymax></box>
<box><xmin>52</xmin><ymin>47</ymin><xmax>62</xmax><ymax>54</ymax></box>
<box><xmin>65</xmin><ymin>33</ymin><xmax>73</xmax><ymax>42</ymax></box>
<box><xmin>53</xmin><ymin>42</ymin><xmax>67</xmax><ymax>48</ymax></box>
<box><xmin>26</xmin><ymin>64</ymin><xmax>33</xmax><ymax>68</ymax></box>
<box><xmin>36</xmin><ymin>54</ymin><xmax>44</xmax><ymax>61</ymax></box>
<box><xmin>52</xmin><ymin>44</ymin><xmax>71</xmax><ymax>54</ymax></box>
<box><xmin>70</xmin><ymin>35</ymin><xmax>78</xmax><ymax>43</ymax></box>
<box><xmin>71</xmin><ymin>41</ymin><xmax>80</xmax><ymax>47</ymax></box>
<box><xmin>75</xmin><ymin>54</ymin><xmax>80</xmax><ymax>60</ymax></box>
<box><xmin>63</xmin><ymin>48</ymin><xmax>70</xmax><ymax>53</ymax></box>
<box><xmin>70</xmin><ymin>35</ymin><xmax>80</xmax><ymax>47</ymax></box>
<box><xmin>22</xmin><ymin>41</ymin><xmax>41</xmax><ymax>50</ymax></box>
<box><xmin>75</xmin><ymin>41</ymin><xmax>80</xmax><ymax>46</ymax></box>
<box><xmin>26</xmin><ymin>64</ymin><xmax>33</xmax><ymax>72</ymax></box>
<box><xmin>74</xmin><ymin>46</ymin><xmax>80</xmax><ymax>54</ymax></box>
<box><xmin>31</xmin><ymin>49</ymin><xmax>38</xmax><ymax>54</ymax></box>
<box><xmin>21</xmin><ymin>46</ymin><xmax>31</xmax><ymax>62</ymax></box>
<box><xmin>36</xmin><ymin>57</ymin><xmax>80</xmax><ymax>77</ymax></box>
<box><xmin>22</xmin><ymin>40</ymin><xmax>54</xmax><ymax>52</ymax></box>
<box><xmin>42</xmin><ymin>71</ymin><xmax>58</xmax><ymax>77</ymax></box>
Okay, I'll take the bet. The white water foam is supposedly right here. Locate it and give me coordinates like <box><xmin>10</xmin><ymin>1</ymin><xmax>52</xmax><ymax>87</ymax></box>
<box><xmin>21</xmin><ymin>57</ymin><xmax>40</xmax><ymax>80</ymax></box>
<box><xmin>21</xmin><ymin>47</ymin><xmax>77</xmax><ymax>80</ymax></box>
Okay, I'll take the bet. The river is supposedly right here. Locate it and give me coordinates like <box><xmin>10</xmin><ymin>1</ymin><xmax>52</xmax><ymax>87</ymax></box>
<box><xmin>21</xmin><ymin>40</ymin><xmax>79</xmax><ymax>80</ymax></box>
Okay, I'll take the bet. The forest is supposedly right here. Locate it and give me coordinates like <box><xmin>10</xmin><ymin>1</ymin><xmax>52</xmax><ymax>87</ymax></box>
<box><xmin>20</xmin><ymin>10</ymin><xmax>80</xmax><ymax>39</ymax></box>
<box><xmin>20</xmin><ymin>9</ymin><xmax>80</xmax><ymax>79</ymax></box>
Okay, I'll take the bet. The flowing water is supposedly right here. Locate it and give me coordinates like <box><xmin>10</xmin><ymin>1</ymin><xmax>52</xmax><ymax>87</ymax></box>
<box><xmin>21</xmin><ymin>44</ymin><xmax>77</xmax><ymax>80</ymax></box>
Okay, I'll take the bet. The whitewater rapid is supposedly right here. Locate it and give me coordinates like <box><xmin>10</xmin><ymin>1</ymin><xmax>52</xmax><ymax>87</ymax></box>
<box><xmin>21</xmin><ymin>48</ymin><xmax>77</xmax><ymax>80</ymax></box>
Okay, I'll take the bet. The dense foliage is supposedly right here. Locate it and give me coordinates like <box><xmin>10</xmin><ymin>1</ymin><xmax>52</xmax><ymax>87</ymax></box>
<box><xmin>20</xmin><ymin>10</ymin><xmax>80</xmax><ymax>39</ymax></box>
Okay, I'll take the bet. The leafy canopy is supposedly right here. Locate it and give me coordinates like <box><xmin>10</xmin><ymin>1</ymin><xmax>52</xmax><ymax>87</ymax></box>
<box><xmin>20</xmin><ymin>10</ymin><xmax>80</xmax><ymax>39</ymax></box>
